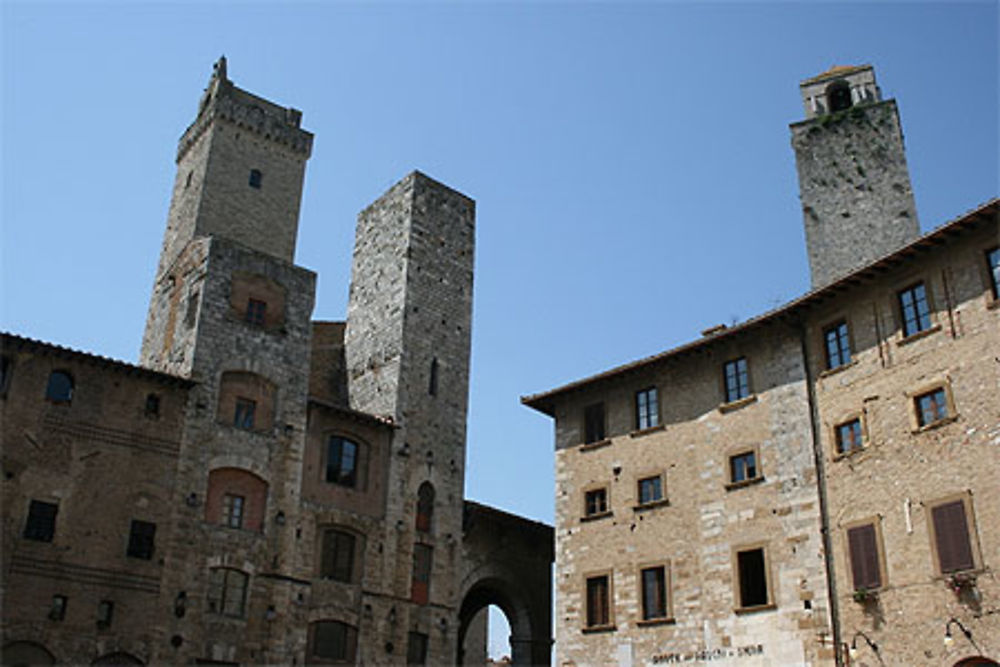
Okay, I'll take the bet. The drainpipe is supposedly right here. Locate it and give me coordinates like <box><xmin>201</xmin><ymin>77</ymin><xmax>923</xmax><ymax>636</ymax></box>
<box><xmin>798</xmin><ymin>324</ymin><xmax>843</xmax><ymax>665</ymax></box>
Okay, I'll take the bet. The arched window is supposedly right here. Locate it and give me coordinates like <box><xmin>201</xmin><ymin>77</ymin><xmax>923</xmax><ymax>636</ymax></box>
<box><xmin>205</xmin><ymin>468</ymin><xmax>268</xmax><ymax>532</ymax></box>
<box><xmin>326</xmin><ymin>436</ymin><xmax>360</xmax><ymax>487</ymax></box>
<box><xmin>45</xmin><ymin>370</ymin><xmax>74</xmax><ymax>403</ymax></box>
<box><xmin>416</xmin><ymin>482</ymin><xmax>435</xmax><ymax>533</ymax></box>
<box><xmin>207</xmin><ymin>567</ymin><xmax>249</xmax><ymax>618</ymax></box>
<box><xmin>826</xmin><ymin>79</ymin><xmax>853</xmax><ymax>113</ymax></box>
<box><xmin>319</xmin><ymin>527</ymin><xmax>361</xmax><ymax>583</ymax></box>
<box><xmin>310</xmin><ymin>620</ymin><xmax>358</xmax><ymax>662</ymax></box>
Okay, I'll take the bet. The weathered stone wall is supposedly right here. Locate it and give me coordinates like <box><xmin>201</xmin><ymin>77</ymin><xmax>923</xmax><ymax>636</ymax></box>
<box><xmin>806</xmin><ymin>220</ymin><xmax>1000</xmax><ymax>665</ymax></box>
<box><xmin>549</xmin><ymin>324</ymin><xmax>832</xmax><ymax>666</ymax></box>
<box><xmin>792</xmin><ymin>100</ymin><xmax>920</xmax><ymax>288</ymax></box>
<box><xmin>0</xmin><ymin>335</ymin><xmax>190</xmax><ymax>664</ymax></box>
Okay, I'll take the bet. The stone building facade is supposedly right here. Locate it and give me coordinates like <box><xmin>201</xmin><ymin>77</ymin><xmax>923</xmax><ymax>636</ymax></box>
<box><xmin>1</xmin><ymin>59</ymin><xmax>552</xmax><ymax>666</ymax></box>
<box><xmin>524</xmin><ymin>65</ymin><xmax>998</xmax><ymax>666</ymax></box>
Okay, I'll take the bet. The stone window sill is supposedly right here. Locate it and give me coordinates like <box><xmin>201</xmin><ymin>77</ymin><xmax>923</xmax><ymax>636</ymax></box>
<box><xmin>734</xmin><ymin>603</ymin><xmax>776</xmax><ymax>615</ymax></box>
<box><xmin>633</xmin><ymin>499</ymin><xmax>670</xmax><ymax>513</ymax></box>
<box><xmin>832</xmin><ymin>445</ymin><xmax>867</xmax><ymax>462</ymax></box>
<box><xmin>636</xmin><ymin>617</ymin><xmax>675</xmax><ymax>627</ymax></box>
<box><xmin>897</xmin><ymin>323</ymin><xmax>942</xmax><ymax>346</ymax></box>
<box><xmin>912</xmin><ymin>414</ymin><xmax>958</xmax><ymax>434</ymax></box>
<box><xmin>725</xmin><ymin>476</ymin><xmax>765</xmax><ymax>491</ymax></box>
<box><xmin>579</xmin><ymin>438</ymin><xmax>611</xmax><ymax>452</ymax></box>
<box><xmin>629</xmin><ymin>424</ymin><xmax>665</xmax><ymax>439</ymax></box>
<box><xmin>719</xmin><ymin>394</ymin><xmax>757</xmax><ymax>414</ymax></box>
<box><xmin>581</xmin><ymin>511</ymin><xmax>613</xmax><ymax>523</ymax></box>
<box><xmin>582</xmin><ymin>624</ymin><xmax>616</xmax><ymax>634</ymax></box>
<box><xmin>819</xmin><ymin>359</ymin><xmax>858</xmax><ymax>379</ymax></box>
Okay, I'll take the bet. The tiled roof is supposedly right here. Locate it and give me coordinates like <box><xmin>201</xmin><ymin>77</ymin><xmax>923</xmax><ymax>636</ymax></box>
<box><xmin>801</xmin><ymin>64</ymin><xmax>870</xmax><ymax>85</ymax></box>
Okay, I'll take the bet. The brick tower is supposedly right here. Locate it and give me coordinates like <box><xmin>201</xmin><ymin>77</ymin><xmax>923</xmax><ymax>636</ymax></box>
<box><xmin>344</xmin><ymin>171</ymin><xmax>476</xmax><ymax>658</ymax></box>
<box><xmin>791</xmin><ymin>65</ymin><xmax>920</xmax><ymax>288</ymax></box>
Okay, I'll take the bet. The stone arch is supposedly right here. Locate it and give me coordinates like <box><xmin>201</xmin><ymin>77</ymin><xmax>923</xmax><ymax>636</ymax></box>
<box><xmin>91</xmin><ymin>652</ymin><xmax>144</xmax><ymax>665</ymax></box>
<box><xmin>2</xmin><ymin>641</ymin><xmax>56</xmax><ymax>666</ymax></box>
<box><xmin>458</xmin><ymin>575</ymin><xmax>535</xmax><ymax>665</ymax></box>
<box><xmin>954</xmin><ymin>658</ymin><xmax>1000</xmax><ymax>667</ymax></box>
<box><xmin>826</xmin><ymin>79</ymin><xmax>853</xmax><ymax>112</ymax></box>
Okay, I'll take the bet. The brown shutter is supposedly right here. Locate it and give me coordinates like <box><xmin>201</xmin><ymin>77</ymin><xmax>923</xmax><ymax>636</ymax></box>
<box><xmin>847</xmin><ymin>524</ymin><xmax>881</xmax><ymax>589</ymax></box>
<box><xmin>932</xmin><ymin>501</ymin><xmax>974</xmax><ymax>573</ymax></box>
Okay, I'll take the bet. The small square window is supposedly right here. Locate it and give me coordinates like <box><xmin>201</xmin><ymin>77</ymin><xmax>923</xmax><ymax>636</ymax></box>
<box><xmin>245</xmin><ymin>298</ymin><xmax>267</xmax><ymax>326</ymax></box>
<box><xmin>915</xmin><ymin>387</ymin><xmax>949</xmax><ymax>427</ymax></box>
<box><xmin>585</xmin><ymin>574</ymin><xmax>611</xmax><ymax>628</ymax></box>
<box><xmin>723</xmin><ymin>358</ymin><xmax>750</xmax><ymax>403</ymax></box>
<box><xmin>735</xmin><ymin>546</ymin><xmax>770</xmax><ymax>609</ymax></box>
<box><xmin>45</xmin><ymin>370</ymin><xmax>74</xmax><ymax>403</ymax></box>
<box><xmin>248</xmin><ymin>169</ymin><xmax>263</xmax><ymax>189</ymax></box>
<box><xmin>584</xmin><ymin>403</ymin><xmax>606</xmax><ymax>444</ymax></box>
<box><xmin>233</xmin><ymin>397</ymin><xmax>256</xmax><ymax>430</ymax></box>
<box><xmin>145</xmin><ymin>393</ymin><xmax>160</xmax><ymax>417</ymax></box>
<box><xmin>986</xmin><ymin>246</ymin><xmax>999</xmax><ymax>300</ymax></box>
<box><xmin>127</xmin><ymin>520</ymin><xmax>156</xmax><ymax>560</ymax></box>
<box><xmin>584</xmin><ymin>488</ymin><xmax>608</xmax><ymax>517</ymax></box>
<box><xmin>835</xmin><ymin>418</ymin><xmax>864</xmax><ymax>455</ymax></box>
<box><xmin>640</xmin><ymin>565</ymin><xmax>668</xmax><ymax>621</ymax></box>
<box><xmin>635</xmin><ymin>387</ymin><xmax>659</xmax><ymax>430</ymax></box>
<box><xmin>97</xmin><ymin>600</ymin><xmax>114</xmax><ymax>628</ymax></box>
<box><xmin>637</xmin><ymin>476</ymin><xmax>663</xmax><ymax>506</ymax></box>
<box><xmin>24</xmin><ymin>500</ymin><xmax>58</xmax><ymax>542</ymax></box>
<box><xmin>728</xmin><ymin>450</ymin><xmax>759</xmax><ymax>485</ymax></box>
<box><xmin>222</xmin><ymin>494</ymin><xmax>245</xmax><ymax>529</ymax></box>
<box><xmin>823</xmin><ymin>321</ymin><xmax>851</xmax><ymax>370</ymax></box>
<box><xmin>49</xmin><ymin>595</ymin><xmax>67</xmax><ymax>621</ymax></box>
<box><xmin>898</xmin><ymin>282</ymin><xmax>932</xmax><ymax>337</ymax></box>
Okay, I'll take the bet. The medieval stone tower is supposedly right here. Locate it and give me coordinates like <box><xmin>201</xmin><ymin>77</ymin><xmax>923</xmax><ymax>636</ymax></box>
<box><xmin>791</xmin><ymin>64</ymin><xmax>920</xmax><ymax>287</ymax></box>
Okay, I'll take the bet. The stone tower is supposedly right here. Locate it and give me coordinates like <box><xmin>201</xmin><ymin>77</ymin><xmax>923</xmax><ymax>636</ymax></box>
<box><xmin>138</xmin><ymin>58</ymin><xmax>318</xmax><ymax>664</ymax></box>
<box><xmin>791</xmin><ymin>65</ymin><xmax>920</xmax><ymax>288</ymax></box>
<box><xmin>344</xmin><ymin>171</ymin><xmax>476</xmax><ymax>636</ymax></box>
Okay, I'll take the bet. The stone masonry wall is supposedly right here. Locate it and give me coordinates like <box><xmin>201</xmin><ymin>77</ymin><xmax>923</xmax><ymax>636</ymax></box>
<box><xmin>792</xmin><ymin>100</ymin><xmax>920</xmax><ymax>288</ymax></box>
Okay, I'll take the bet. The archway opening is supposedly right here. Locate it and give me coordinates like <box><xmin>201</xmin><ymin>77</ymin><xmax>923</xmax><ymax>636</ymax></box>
<box><xmin>458</xmin><ymin>580</ymin><xmax>529</xmax><ymax>665</ymax></box>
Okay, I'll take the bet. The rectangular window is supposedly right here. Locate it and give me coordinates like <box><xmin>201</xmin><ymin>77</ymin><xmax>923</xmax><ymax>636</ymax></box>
<box><xmin>735</xmin><ymin>547</ymin><xmax>770</xmax><ymax>609</ymax></box>
<box><xmin>245</xmin><ymin>298</ymin><xmax>267</xmax><ymax>326</ymax></box>
<box><xmin>898</xmin><ymin>282</ymin><xmax>932</xmax><ymax>337</ymax></box>
<box><xmin>50</xmin><ymin>595</ymin><xmax>67</xmax><ymax>621</ymax></box>
<box><xmin>723</xmin><ymin>357</ymin><xmax>750</xmax><ymax>403</ymax></box>
<box><xmin>24</xmin><ymin>500</ymin><xmax>58</xmax><ymax>542</ymax></box>
<box><xmin>987</xmin><ymin>246</ymin><xmax>1000</xmax><ymax>300</ymax></box>
<box><xmin>931</xmin><ymin>500</ymin><xmax>975</xmax><ymax>574</ymax></box>
<box><xmin>915</xmin><ymin>387</ymin><xmax>949</xmax><ymax>427</ymax></box>
<box><xmin>584</xmin><ymin>488</ymin><xmax>608</xmax><ymax>516</ymax></box>
<box><xmin>640</xmin><ymin>566</ymin><xmax>668</xmax><ymax>621</ymax></box>
<box><xmin>637</xmin><ymin>476</ymin><xmax>663</xmax><ymax>505</ymax></box>
<box><xmin>585</xmin><ymin>574</ymin><xmax>610</xmax><ymax>628</ymax></box>
<box><xmin>584</xmin><ymin>403</ymin><xmax>606</xmax><ymax>444</ymax></box>
<box><xmin>97</xmin><ymin>600</ymin><xmax>114</xmax><ymax>628</ymax></box>
<box><xmin>823</xmin><ymin>320</ymin><xmax>852</xmax><ymax>370</ymax></box>
<box><xmin>320</xmin><ymin>529</ymin><xmax>356</xmax><ymax>583</ymax></box>
<box><xmin>312</xmin><ymin>621</ymin><xmax>357</xmax><ymax>662</ymax></box>
<box><xmin>233</xmin><ymin>397</ymin><xmax>256</xmax><ymax>430</ymax></box>
<box><xmin>635</xmin><ymin>387</ymin><xmax>659</xmax><ymax>430</ymax></box>
<box><xmin>847</xmin><ymin>523</ymin><xmax>883</xmax><ymax>591</ymax></box>
<box><xmin>326</xmin><ymin>436</ymin><xmax>359</xmax><ymax>487</ymax></box>
<box><xmin>728</xmin><ymin>450</ymin><xmax>759</xmax><ymax>485</ymax></box>
<box><xmin>835</xmin><ymin>418</ymin><xmax>864</xmax><ymax>455</ymax></box>
<box><xmin>144</xmin><ymin>393</ymin><xmax>160</xmax><ymax>417</ymax></box>
<box><xmin>208</xmin><ymin>568</ymin><xmax>249</xmax><ymax>617</ymax></box>
<box><xmin>222</xmin><ymin>494</ymin><xmax>244</xmax><ymax>529</ymax></box>
<box><xmin>406</xmin><ymin>631</ymin><xmax>429</xmax><ymax>666</ymax></box>
<box><xmin>411</xmin><ymin>543</ymin><xmax>433</xmax><ymax>605</ymax></box>
<box><xmin>126</xmin><ymin>520</ymin><xmax>156</xmax><ymax>560</ymax></box>
<box><xmin>248</xmin><ymin>169</ymin><xmax>263</xmax><ymax>189</ymax></box>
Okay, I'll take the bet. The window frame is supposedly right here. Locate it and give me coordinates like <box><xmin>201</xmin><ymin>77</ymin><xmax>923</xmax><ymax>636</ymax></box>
<box><xmin>843</xmin><ymin>518</ymin><xmax>887</xmax><ymax>593</ymax></box>
<box><xmin>637</xmin><ymin>561</ymin><xmax>673</xmax><ymax>625</ymax></box>
<box><xmin>222</xmin><ymin>493</ymin><xmax>245</xmax><ymax>529</ymax></box>
<box><xmin>248</xmin><ymin>169</ymin><xmax>263</xmax><ymax>190</ymax></box>
<box><xmin>895</xmin><ymin>280</ymin><xmax>938</xmax><ymax>341</ymax></box>
<box><xmin>634</xmin><ymin>472</ymin><xmax>667</xmax><ymax>510</ymax></box>
<box><xmin>582</xmin><ymin>570</ymin><xmax>614</xmax><ymax>632</ymax></box>
<box><xmin>634</xmin><ymin>387</ymin><xmax>660</xmax><ymax>432</ymax></box>
<box><xmin>24</xmin><ymin>499</ymin><xmax>59</xmax><ymax>542</ymax></box>
<box><xmin>45</xmin><ymin>370</ymin><xmax>74</xmax><ymax>404</ymax></box>
<box><xmin>233</xmin><ymin>396</ymin><xmax>257</xmax><ymax>431</ymax></box>
<box><xmin>410</xmin><ymin>543</ymin><xmax>433</xmax><ymax>605</ymax></box>
<box><xmin>406</xmin><ymin>630</ymin><xmax>429</xmax><ymax>666</ymax></box>
<box><xmin>245</xmin><ymin>298</ymin><xmax>267</xmax><ymax>327</ymax></box>
<box><xmin>582</xmin><ymin>402</ymin><xmax>607</xmax><ymax>445</ymax></box>
<box><xmin>926</xmin><ymin>493</ymin><xmax>981</xmax><ymax>576</ymax></box>
<box><xmin>310</xmin><ymin>620</ymin><xmax>358</xmax><ymax>663</ymax></box>
<box><xmin>582</xmin><ymin>485</ymin><xmax>611</xmax><ymax>521</ymax></box>
<box><xmin>721</xmin><ymin>357</ymin><xmax>754</xmax><ymax>407</ymax></box>
<box><xmin>319</xmin><ymin>527</ymin><xmax>358</xmax><ymax>584</ymax></box>
<box><xmin>984</xmin><ymin>245</ymin><xmax>1000</xmax><ymax>305</ymax></box>
<box><xmin>325</xmin><ymin>435</ymin><xmax>361</xmax><ymax>488</ymax></box>
<box><xmin>732</xmin><ymin>543</ymin><xmax>775</xmax><ymax>613</ymax></box>
<box><xmin>832</xmin><ymin>414</ymin><xmax>866</xmax><ymax>458</ymax></box>
<box><xmin>725</xmin><ymin>445</ymin><xmax>763</xmax><ymax>489</ymax></box>
<box><xmin>207</xmin><ymin>567</ymin><xmax>249</xmax><ymax>618</ymax></box>
<box><xmin>126</xmin><ymin>519</ymin><xmax>156</xmax><ymax>560</ymax></box>
<box><xmin>908</xmin><ymin>382</ymin><xmax>957</xmax><ymax>432</ymax></box>
<box><xmin>821</xmin><ymin>319</ymin><xmax>853</xmax><ymax>371</ymax></box>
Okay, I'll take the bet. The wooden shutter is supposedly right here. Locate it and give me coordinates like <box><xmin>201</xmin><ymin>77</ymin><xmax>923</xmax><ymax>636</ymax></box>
<box><xmin>932</xmin><ymin>501</ymin><xmax>974</xmax><ymax>573</ymax></box>
<box><xmin>847</xmin><ymin>524</ymin><xmax>881</xmax><ymax>589</ymax></box>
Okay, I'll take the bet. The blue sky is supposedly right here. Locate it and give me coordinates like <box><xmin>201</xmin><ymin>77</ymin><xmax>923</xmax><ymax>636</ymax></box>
<box><xmin>2</xmin><ymin>0</ymin><xmax>997</xmax><ymax>539</ymax></box>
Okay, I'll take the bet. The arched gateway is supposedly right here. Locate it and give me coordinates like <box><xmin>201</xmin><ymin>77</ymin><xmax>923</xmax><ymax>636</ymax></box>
<box><xmin>458</xmin><ymin>502</ymin><xmax>554</xmax><ymax>665</ymax></box>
